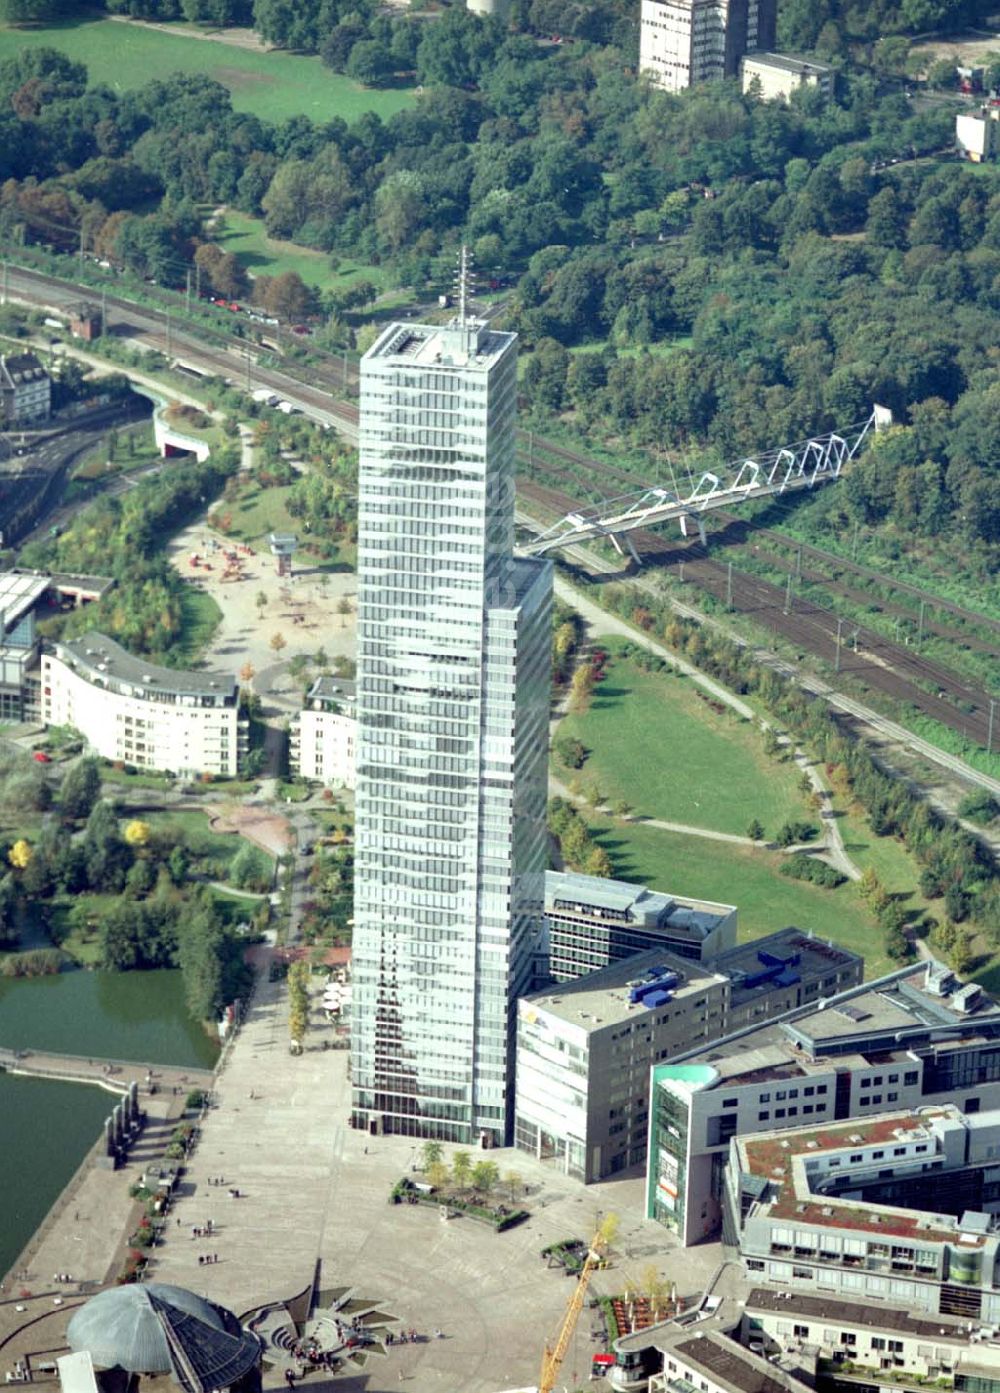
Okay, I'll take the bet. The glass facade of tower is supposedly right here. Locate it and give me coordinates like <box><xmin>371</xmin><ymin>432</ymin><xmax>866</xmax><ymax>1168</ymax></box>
<box><xmin>351</xmin><ymin>316</ymin><xmax>551</xmax><ymax>1144</ymax></box>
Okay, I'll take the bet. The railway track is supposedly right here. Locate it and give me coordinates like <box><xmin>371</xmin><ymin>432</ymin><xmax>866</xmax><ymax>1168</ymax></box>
<box><xmin>518</xmin><ymin>477</ymin><xmax>998</xmax><ymax>752</ymax></box>
<box><xmin>6</xmin><ymin>262</ymin><xmax>994</xmax><ymax>749</ymax></box>
<box><xmin>519</xmin><ymin>433</ymin><xmax>1000</xmax><ymax>640</ymax></box>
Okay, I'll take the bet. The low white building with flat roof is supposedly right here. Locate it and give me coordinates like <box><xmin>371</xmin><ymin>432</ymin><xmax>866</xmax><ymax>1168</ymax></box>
<box><xmin>957</xmin><ymin>108</ymin><xmax>1000</xmax><ymax>162</ymax></box>
<box><xmin>741</xmin><ymin>50</ymin><xmax>833</xmax><ymax>102</ymax></box>
<box><xmin>289</xmin><ymin>675</ymin><xmax>356</xmax><ymax>789</ymax></box>
<box><xmin>43</xmin><ymin>631</ymin><xmax>247</xmax><ymax>777</ymax></box>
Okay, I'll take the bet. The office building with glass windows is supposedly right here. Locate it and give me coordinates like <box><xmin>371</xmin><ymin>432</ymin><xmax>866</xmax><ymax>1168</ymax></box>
<box><xmin>647</xmin><ymin>960</ymin><xmax>1000</xmax><ymax>1247</ymax></box>
<box><xmin>726</xmin><ymin>1104</ymin><xmax>1000</xmax><ymax>1322</ymax></box>
<box><xmin>350</xmin><ymin>310</ymin><xmax>552</xmax><ymax>1145</ymax></box>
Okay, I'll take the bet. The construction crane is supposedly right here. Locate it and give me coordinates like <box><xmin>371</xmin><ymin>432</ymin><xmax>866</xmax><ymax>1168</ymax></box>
<box><xmin>539</xmin><ymin>1213</ymin><xmax>619</xmax><ymax>1393</ymax></box>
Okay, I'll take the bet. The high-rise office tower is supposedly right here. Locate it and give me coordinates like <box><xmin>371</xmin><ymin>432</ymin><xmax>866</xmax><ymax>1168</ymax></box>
<box><xmin>639</xmin><ymin>0</ymin><xmax>776</xmax><ymax>92</ymax></box>
<box><xmin>350</xmin><ymin>295</ymin><xmax>552</xmax><ymax>1145</ymax></box>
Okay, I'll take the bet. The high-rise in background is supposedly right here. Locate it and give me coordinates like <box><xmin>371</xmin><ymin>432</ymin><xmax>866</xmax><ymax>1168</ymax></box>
<box><xmin>350</xmin><ymin>304</ymin><xmax>552</xmax><ymax>1145</ymax></box>
<box><xmin>639</xmin><ymin>0</ymin><xmax>777</xmax><ymax>91</ymax></box>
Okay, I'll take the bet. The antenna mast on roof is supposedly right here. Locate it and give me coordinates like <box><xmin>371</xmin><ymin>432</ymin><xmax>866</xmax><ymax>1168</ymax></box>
<box><xmin>456</xmin><ymin>244</ymin><xmax>475</xmax><ymax>325</ymax></box>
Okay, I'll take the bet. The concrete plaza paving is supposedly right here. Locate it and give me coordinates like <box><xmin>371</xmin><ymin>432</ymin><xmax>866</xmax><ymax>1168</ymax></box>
<box><xmin>145</xmin><ymin>971</ymin><xmax>725</xmax><ymax>1393</ymax></box>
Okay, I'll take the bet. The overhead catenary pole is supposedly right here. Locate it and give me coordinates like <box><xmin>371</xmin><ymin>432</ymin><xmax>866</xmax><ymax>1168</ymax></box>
<box><xmin>165</xmin><ymin>308</ymin><xmax>172</xmax><ymax>359</ymax></box>
<box><xmin>784</xmin><ymin>570</ymin><xmax>793</xmax><ymax>616</ymax></box>
<box><xmin>726</xmin><ymin>560</ymin><xmax>733</xmax><ymax>611</ymax></box>
<box><xmin>835</xmin><ymin>616</ymin><xmax>844</xmax><ymax>673</ymax></box>
<box><xmin>918</xmin><ymin>599</ymin><xmax>926</xmax><ymax>644</ymax></box>
<box><xmin>989</xmin><ymin>698</ymin><xmax>996</xmax><ymax>757</ymax></box>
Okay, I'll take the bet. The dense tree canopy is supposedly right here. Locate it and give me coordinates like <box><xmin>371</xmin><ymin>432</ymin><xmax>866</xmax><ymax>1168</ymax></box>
<box><xmin>2</xmin><ymin>0</ymin><xmax>999</xmax><ymax>565</ymax></box>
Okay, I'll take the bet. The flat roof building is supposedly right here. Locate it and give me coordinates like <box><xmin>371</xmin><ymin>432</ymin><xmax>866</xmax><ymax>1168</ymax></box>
<box><xmin>639</xmin><ymin>0</ymin><xmax>776</xmax><ymax>93</ymax></box>
<box><xmin>516</xmin><ymin>928</ymin><xmax>862</xmax><ymax>1183</ymax></box>
<box><xmin>646</xmin><ymin>961</ymin><xmax>1000</xmax><ymax>1246</ymax></box>
<box><xmin>610</xmin><ymin>1308</ymin><xmax>813</xmax><ymax>1393</ymax></box>
<box><xmin>727</xmin><ymin>1105</ymin><xmax>1000</xmax><ymax>1322</ymax></box>
<box><xmin>351</xmin><ymin>306</ymin><xmax>553</xmax><ymax>1144</ymax></box>
<box><xmin>741</xmin><ymin>1285</ymin><xmax>1000</xmax><ymax>1389</ymax></box>
<box><xmin>543</xmin><ymin>869</ymin><xmax>737</xmax><ymax>980</ymax></box>
<box><xmin>0</xmin><ymin>570</ymin><xmax>115</xmax><ymax>722</ymax></box>
<box><xmin>741</xmin><ymin>51</ymin><xmax>834</xmax><ymax>102</ymax></box>
<box><xmin>957</xmin><ymin>108</ymin><xmax>1000</xmax><ymax>163</ymax></box>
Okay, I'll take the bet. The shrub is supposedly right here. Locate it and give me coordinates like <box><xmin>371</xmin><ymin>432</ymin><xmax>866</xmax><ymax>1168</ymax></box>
<box><xmin>775</xmin><ymin>820</ymin><xmax>819</xmax><ymax>847</ymax></box>
<box><xmin>780</xmin><ymin>854</ymin><xmax>845</xmax><ymax>888</ymax></box>
<box><xmin>958</xmin><ymin>790</ymin><xmax>999</xmax><ymax>826</ymax></box>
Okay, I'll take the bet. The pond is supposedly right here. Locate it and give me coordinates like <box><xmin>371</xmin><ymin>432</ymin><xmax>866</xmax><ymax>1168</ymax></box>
<box><xmin>0</xmin><ymin>966</ymin><xmax>218</xmax><ymax>1280</ymax></box>
<box><xmin>0</xmin><ymin>967</ymin><xmax>219</xmax><ymax>1067</ymax></box>
<box><xmin>0</xmin><ymin>1072</ymin><xmax>114</xmax><ymax>1281</ymax></box>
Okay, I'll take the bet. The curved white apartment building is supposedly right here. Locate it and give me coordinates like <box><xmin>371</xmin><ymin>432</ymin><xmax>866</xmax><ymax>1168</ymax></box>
<box><xmin>42</xmin><ymin>631</ymin><xmax>247</xmax><ymax>777</ymax></box>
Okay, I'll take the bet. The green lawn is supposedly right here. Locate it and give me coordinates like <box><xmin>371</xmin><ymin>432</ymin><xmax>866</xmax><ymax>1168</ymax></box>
<box><xmin>836</xmin><ymin>803</ymin><xmax>934</xmax><ymax>926</ymax></box>
<box><xmin>0</xmin><ymin>19</ymin><xmax>416</xmax><ymax>124</ymax></box>
<box><xmin>74</xmin><ymin>431</ymin><xmax>160</xmax><ymax>481</ymax></box>
<box><xmin>218</xmin><ymin>479</ymin><xmax>299</xmax><ymax>552</ymax></box>
<box><xmin>216</xmin><ymin>211</ymin><xmax>388</xmax><ymax>296</ymax></box>
<box><xmin>556</xmin><ymin>643</ymin><xmax>811</xmax><ymax>838</ymax></box>
<box><xmin>568</xmin><ymin>337</ymin><xmax>694</xmax><ymax>359</ymax></box>
<box><xmin>586</xmin><ymin>815</ymin><xmax>890</xmax><ymax>978</ymax></box>
<box><xmin>143</xmin><ymin>809</ymin><xmax>275</xmax><ymax>879</ymax></box>
<box><xmin>49</xmin><ymin>892</ymin><xmax>118</xmax><ymax>966</ymax></box>
<box><xmin>175</xmin><ymin>586</ymin><xmax>223</xmax><ymax>665</ymax></box>
<box><xmin>836</xmin><ymin>796</ymin><xmax>1000</xmax><ymax>993</ymax></box>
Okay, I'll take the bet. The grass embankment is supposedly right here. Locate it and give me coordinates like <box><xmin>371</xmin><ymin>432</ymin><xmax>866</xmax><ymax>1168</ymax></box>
<box><xmin>836</xmin><ymin>797</ymin><xmax>1000</xmax><ymax>993</ymax></box>
<box><xmin>556</xmin><ymin>641</ymin><xmax>811</xmax><ymax>839</ymax></box>
<box><xmin>175</xmin><ymin>587</ymin><xmax>224</xmax><ymax>666</ymax></box>
<box><xmin>214</xmin><ymin>479</ymin><xmax>298</xmax><ymax>553</ymax></box>
<box><xmin>73</xmin><ymin>429</ymin><xmax>161</xmax><ymax>481</ymax></box>
<box><xmin>555</xmin><ymin>642</ymin><xmax>890</xmax><ymax>976</ymax></box>
<box><xmin>583</xmin><ymin>814</ymin><xmax>890</xmax><ymax>977</ymax></box>
<box><xmin>216</xmin><ymin>211</ymin><xmax>387</xmax><ymax>297</ymax></box>
<box><xmin>0</xmin><ymin>19</ymin><xmax>416</xmax><ymax>124</ymax></box>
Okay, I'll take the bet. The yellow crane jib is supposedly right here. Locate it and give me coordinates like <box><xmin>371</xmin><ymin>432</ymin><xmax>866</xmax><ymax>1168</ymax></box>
<box><xmin>539</xmin><ymin>1214</ymin><xmax>619</xmax><ymax>1393</ymax></box>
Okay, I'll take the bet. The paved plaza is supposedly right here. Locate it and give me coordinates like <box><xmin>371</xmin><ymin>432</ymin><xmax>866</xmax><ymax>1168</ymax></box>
<box><xmin>139</xmin><ymin>970</ymin><xmax>724</xmax><ymax>1393</ymax></box>
<box><xmin>0</xmin><ymin>972</ymin><xmax>726</xmax><ymax>1393</ymax></box>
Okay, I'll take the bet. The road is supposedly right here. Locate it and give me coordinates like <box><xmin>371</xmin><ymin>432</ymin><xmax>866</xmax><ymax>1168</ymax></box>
<box><xmin>1</xmin><ymin>403</ymin><xmax>150</xmax><ymax>546</ymax></box>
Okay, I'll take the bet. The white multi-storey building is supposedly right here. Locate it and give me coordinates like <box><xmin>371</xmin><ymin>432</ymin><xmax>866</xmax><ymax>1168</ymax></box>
<box><xmin>516</xmin><ymin>929</ymin><xmax>862</xmax><ymax>1183</ymax></box>
<box><xmin>43</xmin><ymin>631</ymin><xmax>247</xmax><ymax>777</ymax></box>
<box><xmin>290</xmin><ymin>676</ymin><xmax>356</xmax><ymax>789</ymax></box>
<box><xmin>0</xmin><ymin>352</ymin><xmax>50</xmax><ymax>424</ymax></box>
<box><xmin>350</xmin><ymin>305</ymin><xmax>552</xmax><ymax>1144</ymax></box>
<box><xmin>639</xmin><ymin>0</ymin><xmax>776</xmax><ymax>93</ymax></box>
